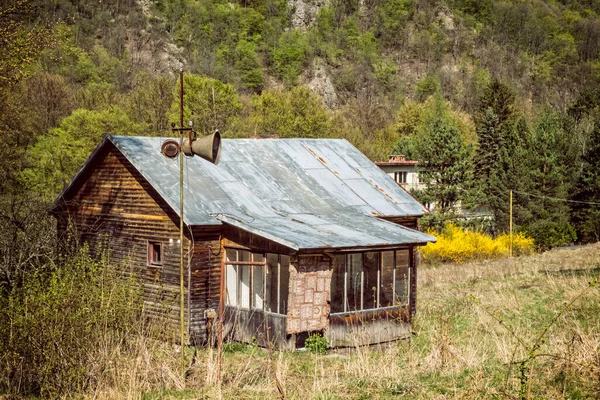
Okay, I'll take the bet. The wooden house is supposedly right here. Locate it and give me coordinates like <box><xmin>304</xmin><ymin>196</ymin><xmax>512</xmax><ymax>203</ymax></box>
<box><xmin>53</xmin><ymin>135</ymin><xmax>435</xmax><ymax>349</ymax></box>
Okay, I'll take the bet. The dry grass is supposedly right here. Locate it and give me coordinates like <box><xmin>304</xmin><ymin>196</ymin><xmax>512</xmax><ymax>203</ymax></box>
<box><xmin>92</xmin><ymin>244</ymin><xmax>600</xmax><ymax>399</ymax></box>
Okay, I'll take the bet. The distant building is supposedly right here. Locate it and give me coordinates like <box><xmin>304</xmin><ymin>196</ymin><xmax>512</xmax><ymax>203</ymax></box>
<box><xmin>375</xmin><ymin>155</ymin><xmax>421</xmax><ymax>192</ymax></box>
<box><xmin>376</xmin><ymin>155</ymin><xmax>492</xmax><ymax>221</ymax></box>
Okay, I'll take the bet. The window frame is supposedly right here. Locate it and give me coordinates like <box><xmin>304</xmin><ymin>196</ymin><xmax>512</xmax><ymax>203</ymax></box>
<box><xmin>224</xmin><ymin>249</ymin><xmax>289</xmax><ymax>315</ymax></box>
<box><xmin>330</xmin><ymin>249</ymin><xmax>412</xmax><ymax>315</ymax></box>
<box><xmin>394</xmin><ymin>171</ymin><xmax>408</xmax><ymax>184</ymax></box>
<box><xmin>147</xmin><ymin>241</ymin><xmax>163</xmax><ymax>266</ymax></box>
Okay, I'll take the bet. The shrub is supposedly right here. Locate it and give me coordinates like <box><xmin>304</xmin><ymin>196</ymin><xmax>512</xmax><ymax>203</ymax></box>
<box><xmin>525</xmin><ymin>220</ymin><xmax>577</xmax><ymax>250</ymax></box>
<box><xmin>0</xmin><ymin>246</ymin><xmax>142</xmax><ymax>397</ymax></box>
<box><xmin>304</xmin><ymin>332</ymin><xmax>329</xmax><ymax>354</ymax></box>
<box><xmin>421</xmin><ymin>223</ymin><xmax>534</xmax><ymax>264</ymax></box>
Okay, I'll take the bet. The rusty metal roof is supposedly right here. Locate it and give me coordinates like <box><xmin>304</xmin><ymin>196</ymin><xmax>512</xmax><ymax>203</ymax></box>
<box><xmin>59</xmin><ymin>135</ymin><xmax>435</xmax><ymax>250</ymax></box>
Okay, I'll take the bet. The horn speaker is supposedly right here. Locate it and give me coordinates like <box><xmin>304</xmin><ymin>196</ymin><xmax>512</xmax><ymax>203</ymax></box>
<box><xmin>181</xmin><ymin>131</ymin><xmax>221</xmax><ymax>164</ymax></box>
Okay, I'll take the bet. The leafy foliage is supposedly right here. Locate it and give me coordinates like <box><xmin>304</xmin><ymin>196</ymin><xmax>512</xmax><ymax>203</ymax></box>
<box><xmin>22</xmin><ymin>107</ymin><xmax>146</xmax><ymax>200</ymax></box>
<box><xmin>170</xmin><ymin>73</ymin><xmax>242</xmax><ymax>136</ymax></box>
<box><xmin>395</xmin><ymin>96</ymin><xmax>476</xmax><ymax>217</ymax></box>
<box><xmin>304</xmin><ymin>332</ymin><xmax>329</xmax><ymax>354</ymax></box>
<box><xmin>251</xmin><ymin>86</ymin><xmax>335</xmax><ymax>138</ymax></box>
<box><xmin>0</xmin><ymin>246</ymin><xmax>142</xmax><ymax>397</ymax></box>
<box><xmin>421</xmin><ymin>223</ymin><xmax>534</xmax><ymax>264</ymax></box>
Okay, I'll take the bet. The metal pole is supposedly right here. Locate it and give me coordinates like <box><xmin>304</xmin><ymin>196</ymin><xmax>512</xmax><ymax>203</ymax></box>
<box><xmin>509</xmin><ymin>190</ymin><xmax>513</xmax><ymax>257</ymax></box>
<box><xmin>217</xmin><ymin>237</ymin><xmax>225</xmax><ymax>383</ymax></box>
<box><xmin>179</xmin><ymin>69</ymin><xmax>185</xmax><ymax>375</ymax></box>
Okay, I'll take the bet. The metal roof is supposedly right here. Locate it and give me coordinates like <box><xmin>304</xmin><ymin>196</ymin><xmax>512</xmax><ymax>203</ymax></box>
<box><xmin>215</xmin><ymin>213</ymin><xmax>434</xmax><ymax>251</ymax></box>
<box><xmin>58</xmin><ymin>135</ymin><xmax>434</xmax><ymax>250</ymax></box>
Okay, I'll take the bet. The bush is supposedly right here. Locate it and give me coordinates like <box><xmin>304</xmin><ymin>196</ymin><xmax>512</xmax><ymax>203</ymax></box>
<box><xmin>0</xmin><ymin>246</ymin><xmax>142</xmax><ymax>397</ymax></box>
<box><xmin>421</xmin><ymin>223</ymin><xmax>534</xmax><ymax>264</ymax></box>
<box><xmin>304</xmin><ymin>332</ymin><xmax>329</xmax><ymax>354</ymax></box>
<box><xmin>525</xmin><ymin>220</ymin><xmax>577</xmax><ymax>250</ymax></box>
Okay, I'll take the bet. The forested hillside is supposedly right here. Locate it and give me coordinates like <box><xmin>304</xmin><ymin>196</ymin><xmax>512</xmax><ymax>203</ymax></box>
<box><xmin>1</xmin><ymin>0</ymin><xmax>600</xmax><ymax>280</ymax></box>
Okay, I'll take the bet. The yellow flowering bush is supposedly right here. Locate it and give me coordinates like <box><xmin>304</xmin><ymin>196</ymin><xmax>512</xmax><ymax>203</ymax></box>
<box><xmin>421</xmin><ymin>223</ymin><xmax>534</xmax><ymax>264</ymax></box>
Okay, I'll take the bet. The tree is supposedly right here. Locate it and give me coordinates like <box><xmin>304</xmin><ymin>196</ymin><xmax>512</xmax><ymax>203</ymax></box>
<box><xmin>571</xmin><ymin>119</ymin><xmax>600</xmax><ymax>243</ymax></box>
<box><xmin>170</xmin><ymin>74</ymin><xmax>242</xmax><ymax>136</ymax></box>
<box><xmin>126</xmin><ymin>72</ymin><xmax>175</xmax><ymax>135</ymax></box>
<box><xmin>251</xmin><ymin>86</ymin><xmax>334</xmax><ymax>138</ymax></box>
<box><xmin>22</xmin><ymin>107</ymin><xmax>146</xmax><ymax>201</ymax></box>
<box><xmin>473</xmin><ymin>78</ymin><xmax>518</xmax><ymax>233</ymax></box>
<box><xmin>525</xmin><ymin>111</ymin><xmax>577</xmax><ymax>248</ymax></box>
<box><xmin>272</xmin><ymin>29</ymin><xmax>311</xmax><ymax>87</ymax></box>
<box><xmin>406</xmin><ymin>96</ymin><xmax>476</xmax><ymax>219</ymax></box>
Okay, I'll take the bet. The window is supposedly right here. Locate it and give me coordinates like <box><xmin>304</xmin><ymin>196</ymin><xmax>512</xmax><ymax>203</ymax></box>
<box><xmin>394</xmin><ymin>171</ymin><xmax>407</xmax><ymax>184</ymax></box>
<box><xmin>266</xmin><ymin>254</ymin><xmax>289</xmax><ymax>315</ymax></box>
<box><xmin>330</xmin><ymin>249</ymin><xmax>411</xmax><ymax>313</ymax></box>
<box><xmin>225</xmin><ymin>249</ymin><xmax>289</xmax><ymax>315</ymax></box>
<box><xmin>148</xmin><ymin>241</ymin><xmax>162</xmax><ymax>265</ymax></box>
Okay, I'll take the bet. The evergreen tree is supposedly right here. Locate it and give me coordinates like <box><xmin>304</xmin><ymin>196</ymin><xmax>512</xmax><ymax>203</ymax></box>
<box><xmin>413</xmin><ymin>97</ymin><xmax>475</xmax><ymax>219</ymax></box>
<box><xmin>571</xmin><ymin>120</ymin><xmax>600</xmax><ymax>243</ymax></box>
<box><xmin>525</xmin><ymin>112</ymin><xmax>577</xmax><ymax>248</ymax></box>
<box><xmin>473</xmin><ymin>78</ymin><xmax>517</xmax><ymax>233</ymax></box>
<box><xmin>503</xmin><ymin>116</ymin><xmax>535</xmax><ymax>228</ymax></box>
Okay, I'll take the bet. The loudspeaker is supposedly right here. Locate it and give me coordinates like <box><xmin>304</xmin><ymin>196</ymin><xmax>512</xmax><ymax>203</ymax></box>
<box><xmin>181</xmin><ymin>131</ymin><xmax>221</xmax><ymax>164</ymax></box>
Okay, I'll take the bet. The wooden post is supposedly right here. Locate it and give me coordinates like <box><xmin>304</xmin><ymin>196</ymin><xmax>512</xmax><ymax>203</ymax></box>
<box><xmin>509</xmin><ymin>190</ymin><xmax>513</xmax><ymax>258</ymax></box>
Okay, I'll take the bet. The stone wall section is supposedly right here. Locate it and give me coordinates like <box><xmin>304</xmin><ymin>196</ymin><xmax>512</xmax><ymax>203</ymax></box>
<box><xmin>286</xmin><ymin>255</ymin><xmax>332</xmax><ymax>334</ymax></box>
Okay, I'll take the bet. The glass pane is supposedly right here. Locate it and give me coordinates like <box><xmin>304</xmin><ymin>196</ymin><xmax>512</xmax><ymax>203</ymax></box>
<box><xmin>330</xmin><ymin>255</ymin><xmax>345</xmax><ymax>313</ymax></box>
<box><xmin>380</xmin><ymin>251</ymin><xmax>394</xmax><ymax>307</ymax></box>
<box><xmin>395</xmin><ymin>250</ymin><xmax>410</xmax><ymax>305</ymax></box>
<box><xmin>347</xmin><ymin>254</ymin><xmax>362</xmax><ymax>311</ymax></box>
<box><xmin>226</xmin><ymin>264</ymin><xmax>238</xmax><ymax>306</ymax></box>
<box><xmin>363</xmin><ymin>252</ymin><xmax>379</xmax><ymax>310</ymax></box>
<box><xmin>240</xmin><ymin>266</ymin><xmax>250</xmax><ymax>308</ymax></box>
<box><xmin>253</xmin><ymin>253</ymin><xmax>264</xmax><ymax>263</ymax></box>
<box><xmin>239</xmin><ymin>250</ymin><xmax>250</xmax><ymax>262</ymax></box>
<box><xmin>279</xmin><ymin>255</ymin><xmax>290</xmax><ymax>315</ymax></box>
<box><xmin>266</xmin><ymin>254</ymin><xmax>279</xmax><ymax>313</ymax></box>
<box><xmin>253</xmin><ymin>264</ymin><xmax>264</xmax><ymax>310</ymax></box>
<box><xmin>225</xmin><ymin>249</ymin><xmax>237</xmax><ymax>306</ymax></box>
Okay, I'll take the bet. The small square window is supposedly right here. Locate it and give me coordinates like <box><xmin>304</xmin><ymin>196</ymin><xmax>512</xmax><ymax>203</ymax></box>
<box><xmin>148</xmin><ymin>241</ymin><xmax>162</xmax><ymax>265</ymax></box>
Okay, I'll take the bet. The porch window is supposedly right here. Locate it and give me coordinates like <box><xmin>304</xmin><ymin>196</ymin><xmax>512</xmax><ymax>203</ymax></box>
<box><xmin>225</xmin><ymin>249</ymin><xmax>289</xmax><ymax>315</ymax></box>
<box><xmin>330</xmin><ymin>249</ymin><xmax>411</xmax><ymax>314</ymax></box>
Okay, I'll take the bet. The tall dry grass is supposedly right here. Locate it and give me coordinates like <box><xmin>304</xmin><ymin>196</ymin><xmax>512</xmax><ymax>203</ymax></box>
<box><xmin>5</xmin><ymin>244</ymin><xmax>597</xmax><ymax>399</ymax></box>
<box><xmin>151</xmin><ymin>243</ymin><xmax>597</xmax><ymax>399</ymax></box>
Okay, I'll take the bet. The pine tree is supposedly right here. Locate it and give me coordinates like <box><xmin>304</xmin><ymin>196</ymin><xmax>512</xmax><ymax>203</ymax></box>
<box><xmin>571</xmin><ymin>120</ymin><xmax>600</xmax><ymax>243</ymax></box>
<box><xmin>525</xmin><ymin>112</ymin><xmax>577</xmax><ymax>248</ymax></box>
<box><xmin>414</xmin><ymin>97</ymin><xmax>475</xmax><ymax>218</ymax></box>
<box><xmin>473</xmin><ymin>78</ymin><xmax>517</xmax><ymax>233</ymax></box>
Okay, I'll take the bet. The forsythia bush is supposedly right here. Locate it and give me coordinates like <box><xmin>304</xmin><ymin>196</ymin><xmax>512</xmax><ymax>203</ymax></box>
<box><xmin>421</xmin><ymin>223</ymin><xmax>534</xmax><ymax>264</ymax></box>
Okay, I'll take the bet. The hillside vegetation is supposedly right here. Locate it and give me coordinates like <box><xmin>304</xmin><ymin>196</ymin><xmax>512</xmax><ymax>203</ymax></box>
<box><xmin>2</xmin><ymin>0</ymin><xmax>600</xmax><ymax>252</ymax></box>
<box><xmin>1</xmin><ymin>2</ymin><xmax>600</xmax><ymax>397</ymax></box>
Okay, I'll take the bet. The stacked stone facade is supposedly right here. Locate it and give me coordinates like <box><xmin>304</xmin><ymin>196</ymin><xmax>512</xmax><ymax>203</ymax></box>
<box><xmin>286</xmin><ymin>255</ymin><xmax>332</xmax><ymax>334</ymax></box>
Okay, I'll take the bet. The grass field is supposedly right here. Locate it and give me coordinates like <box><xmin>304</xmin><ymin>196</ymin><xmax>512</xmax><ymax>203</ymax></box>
<box><xmin>103</xmin><ymin>244</ymin><xmax>600</xmax><ymax>399</ymax></box>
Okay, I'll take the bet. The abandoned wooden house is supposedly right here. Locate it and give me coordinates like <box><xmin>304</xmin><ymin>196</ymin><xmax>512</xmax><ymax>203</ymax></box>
<box><xmin>53</xmin><ymin>135</ymin><xmax>435</xmax><ymax>349</ymax></box>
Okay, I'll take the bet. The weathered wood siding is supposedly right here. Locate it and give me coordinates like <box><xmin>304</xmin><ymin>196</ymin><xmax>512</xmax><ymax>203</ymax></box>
<box><xmin>54</xmin><ymin>143</ymin><xmax>192</xmax><ymax>340</ymax></box>
<box><xmin>382</xmin><ymin>216</ymin><xmax>420</xmax><ymax>230</ymax></box>
<box><xmin>189</xmin><ymin>230</ymin><xmax>222</xmax><ymax>345</ymax></box>
<box><xmin>222</xmin><ymin>224</ymin><xmax>295</xmax><ymax>255</ymax></box>
<box><xmin>222</xmin><ymin>306</ymin><xmax>295</xmax><ymax>350</ymax></box>
<box><xmin>410</xmin><ymin>247</ymin><xmax>417</xmax><ymax>317</ymax></box>
<box><xmin>327</xmin><ymin>308</ymin><xmax>412</xmax><ymax>347</ymax></box>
